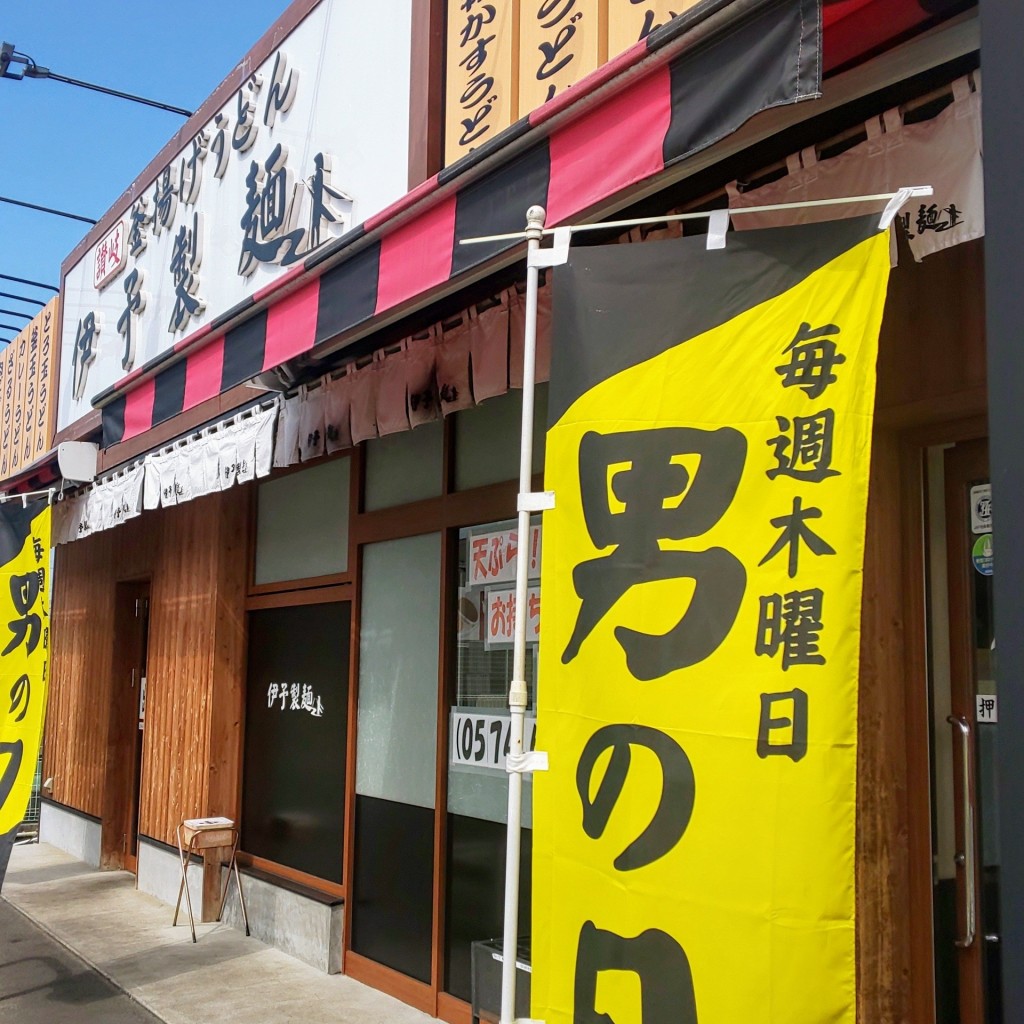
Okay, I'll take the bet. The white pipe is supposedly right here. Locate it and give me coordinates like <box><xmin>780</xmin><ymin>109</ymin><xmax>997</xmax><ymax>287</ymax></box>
<box><xmin>499</xmin><ymin>204</ymin><xmax>546</xmax><ymax>1024</ymax></box>
<box><xmin>0</xmin><ymin>486</ymin><xmax>62</xmax><ymax>504</ymax></box>
<box><xmin>459</xmin><ymin>187</ymin><xmax>934</xmax><ymax>245</ymax></box>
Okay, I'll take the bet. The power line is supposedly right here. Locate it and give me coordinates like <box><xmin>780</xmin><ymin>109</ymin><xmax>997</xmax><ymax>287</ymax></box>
<box><xmin>2</xmin><ymin>45</ymin><xmax>192</xmax><ymax>117</ymax></box>
<box><xmin>0</xmin><ymin>194</ymin><xmax>96</xmax><ymax>225</ymax></box>
<box><xmin>0</xmin><ymin>292</ymin><xmax>44</xmax><ymax>308</ymax></box>
<box><xmin>37</xmin><ymin>69</ymin><xmax>194</xmax><ymax>117</ymax></box>
<box><xmin>0</xmin><ymin>273</ymin><xmax>58</xmax><ymax>293</ymax></box>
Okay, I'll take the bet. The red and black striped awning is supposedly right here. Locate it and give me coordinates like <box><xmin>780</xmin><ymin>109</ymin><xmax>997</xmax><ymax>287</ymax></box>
<box><xmin>97</xmin><ymin>0</ymin><xmax>952</xmax><ymax>449</ymax></box>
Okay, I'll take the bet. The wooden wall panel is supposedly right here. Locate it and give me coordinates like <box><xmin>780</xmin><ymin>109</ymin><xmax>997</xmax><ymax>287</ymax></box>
<box><xmin>46</xmin><ymin>507</ymin><xmax>157</xmax><ymax>817</ymax></box>
<box><xmin>857</xmin><ymin>237</ymin><xmax>988</xmax><ymax>1022</ymax></box>
<box><xmin>877</xmin><ymin>239</ymin><xmax>986</xmax><ymax>427</ymax></box>
<box><xmin>138</xmin><ymin>497</ymin><xmax>219</xmax><ymax>845</ymax></box>
<box><xmin>45</xmin><ymin>486</ymin><xmax>250</xmax><ymax>850</ymax></box>
<box><xmin>206</xmin><ymin>486</ymin><xmax>250</xmax><ymax>821</ymax></box>
<box><xmin>47</xmin><ymin>530</ymin><xmax>118</xmax><ymax>818</ymax></box>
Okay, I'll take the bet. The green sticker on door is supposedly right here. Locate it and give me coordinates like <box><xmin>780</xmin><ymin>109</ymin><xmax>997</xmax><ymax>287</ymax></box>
<box><xmin>972</xmin><ymin>533</ymin><xmax>993</xmax><ymax>576</ymax></box>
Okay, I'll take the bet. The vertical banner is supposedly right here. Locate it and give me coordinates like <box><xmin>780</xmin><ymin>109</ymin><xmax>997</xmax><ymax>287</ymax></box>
<box><xmin>532</xmin><ymin>217</ymin><xmax>891</xmax><ymax>1022</ymax></box>
<box><xmin>0</xmin><ymin>500</ymin><xmax>51</xmax><ymax>887</ymax></box>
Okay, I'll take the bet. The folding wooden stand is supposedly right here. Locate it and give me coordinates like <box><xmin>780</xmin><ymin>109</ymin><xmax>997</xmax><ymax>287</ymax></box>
<box><xmin>173</xmin><ymin>819</ymin><xmax>250</xmax><ymax>943</ymax></box>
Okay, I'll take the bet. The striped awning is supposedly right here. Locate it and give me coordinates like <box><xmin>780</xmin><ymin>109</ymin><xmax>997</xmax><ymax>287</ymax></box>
<box><xmin>96</xmin><ymin>0</ymin><xmax>951</xmax><ymax>449</ymax></box>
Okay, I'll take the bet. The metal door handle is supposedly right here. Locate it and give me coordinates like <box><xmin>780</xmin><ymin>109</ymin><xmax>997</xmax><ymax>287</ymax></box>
<box><xmin>948</xmin><ymin>715</ymin><xmax>976</xmax><ymax>949</ymax></box>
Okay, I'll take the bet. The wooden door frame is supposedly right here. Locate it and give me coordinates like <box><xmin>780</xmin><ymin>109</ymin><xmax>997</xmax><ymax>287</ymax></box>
<box><xmin>943</xmin><ymin>437</ymin><xmax>989</xmax><ymax>1022</ymax></box>
<box><xmin>897</xmin><ymin>417</ymin><xmax>987</xmax><ymax>1024</ymax></box>
<box><xmin>341</xmin><ymin>413</ymin><xmax>535</xmax><ymax>1021</ymax></box>
<box><xmin>99</xmin><ymin>579</ymin><xmax>151</xmax><ymax>871</ymax></box>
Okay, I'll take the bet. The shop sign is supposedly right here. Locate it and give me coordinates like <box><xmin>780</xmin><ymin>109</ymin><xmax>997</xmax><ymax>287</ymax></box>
<box><xmin>93</xmin><ymin>220</ymin><xmax>127</xmax><ymax>290</ymax></box>
<box><xmin>606</xmin><ymin>0</ymin><xmax>700</xmax><ymax>56</ymax></box>
<box><xmin>58</xmin><ymin>0</ymin><xmax>414</xmax><ymax>432</ymax></box>
<box><xmin>266</xmin><ymin>681</ymin><xmax>325</xmax><ymax>717</ymax></box>
<box><xmin>517</xmin><ymin>0</ymin><xmax>601</xmax><ymax>117</ymax></box>
<box><xmin>443</xmin><ymin>1</ymin><xmax>695</xmax><ymax>166</ymax></box>
<box><xmin>0</xmin><ymin>299</ymin><xmax>58</xmax><ymax>482</ymax></box>
<box><xmin>450</xmin><ymin>708</ymin><xmax>537</xmax><ymax>772</ymax></box>
<box><xmin>485</xmin><ymin>584</ymin><xmax>541</xmax><ymax>648</ymax></box>
<box><xmin>469</xmin><ymin>524</ymin><xmax>542</xmax><ymax>586</ymax></box>
<box><xmin>533</xmin><ymin>217</ymin><xmax>891</xmax><ymax>1022</ymax></box>
<box><xmin>444</xmin><ymin>0</ymin><xmax>515</xmax><ymax>168</ymax></box>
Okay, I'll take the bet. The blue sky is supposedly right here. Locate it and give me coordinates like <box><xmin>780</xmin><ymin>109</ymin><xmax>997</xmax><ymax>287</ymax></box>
<box><xmin>0</xmin><ymin>0</ymin><xmax>290</xmax><ymax>343</ymax></box>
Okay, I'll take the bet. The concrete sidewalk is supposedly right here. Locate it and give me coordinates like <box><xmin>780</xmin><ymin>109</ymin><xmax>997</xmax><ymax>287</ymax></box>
<box><xmin>1</xmin><ymin>843</ymin><xmax>434</xmax><ymax>1024</ymax></box>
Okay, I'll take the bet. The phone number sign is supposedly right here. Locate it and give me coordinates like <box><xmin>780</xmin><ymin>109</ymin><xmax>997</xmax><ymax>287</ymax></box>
<box><xmin>450</xmin><ymin>708</ymin><xmax>537</xmax><ymax>773</ymax></box>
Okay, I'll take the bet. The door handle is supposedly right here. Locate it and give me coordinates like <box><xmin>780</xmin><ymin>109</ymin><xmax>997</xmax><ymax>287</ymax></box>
<box><xmin>948</xmin><ymin>715</ymin><xmax>976</xmax><ymax>949</ymax></box>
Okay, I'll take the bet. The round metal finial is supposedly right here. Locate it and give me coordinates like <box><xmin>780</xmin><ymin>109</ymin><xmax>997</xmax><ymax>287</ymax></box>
<box><xmin>526</xmin><ymin>205</ymin><xmax>546</xmax><ymax>230</ymax></box>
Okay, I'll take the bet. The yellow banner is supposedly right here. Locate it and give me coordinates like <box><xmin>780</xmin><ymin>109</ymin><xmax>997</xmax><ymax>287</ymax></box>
<box><xmin>533</xmin><ymin>227</ymin><xmax>890</xmax><ymax>1022</ymax></box>
<box><xmin>0</xmin><ymin>501</ymin><xmax>51</xmax><ymax>836</ymax></box>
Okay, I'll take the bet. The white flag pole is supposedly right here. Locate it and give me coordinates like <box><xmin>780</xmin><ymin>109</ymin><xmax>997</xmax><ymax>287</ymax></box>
<box><xmin>499</xmin><ymin>204</ymin><xmax>546</xmax><ymax>1024</ymax></box>
<box><xmin>459</xmin><ymin>186</ymin><xmax>934</xmax><ymax>246</ymax></box>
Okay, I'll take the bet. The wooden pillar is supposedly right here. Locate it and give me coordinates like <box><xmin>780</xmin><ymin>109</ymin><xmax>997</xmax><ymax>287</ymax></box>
<box><xmin>201</xmin><ymin>486</ymin><xmax>249</xmax><ymax>921</ymax></box>
<box><xmin>856</xmin><ymin>427</ymin><xmax>913</xmax><ymax>1022</ymax></box>
<box><xmin>407</xmin><ymin>0</ymin><xmax>445</xmax><ymax>189</ymax></box>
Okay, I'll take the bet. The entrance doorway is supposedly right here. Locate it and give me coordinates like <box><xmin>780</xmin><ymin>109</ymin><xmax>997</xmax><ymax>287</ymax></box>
<box><xmin>929</xmin><ymin>439</ymin><xmax>1001</xmax><ymax>1023</ymax></box>
<box><xmin>100</xmin><ymin>581</ymin><xmax>151</xmax><ymax>872</ymax></box>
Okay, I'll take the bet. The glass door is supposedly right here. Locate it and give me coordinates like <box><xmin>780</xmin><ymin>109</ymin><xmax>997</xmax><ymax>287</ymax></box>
<box><xmin>348</xmin><ymin>532</ymin><xmax>441</xmax><ymax>1004</ymax></box>
<box><xmin>443</xmin><ymin>518</ymin><xmax>538</xmax><ymax>1007</ymax></box>
<box><xmin>932</xmin><ymin>438</ymin><xmax>1001</xmax><ymax>1023</ymax></box>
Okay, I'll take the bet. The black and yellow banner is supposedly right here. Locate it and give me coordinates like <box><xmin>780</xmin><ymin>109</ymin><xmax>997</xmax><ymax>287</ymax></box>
<box><xmin>532</xmin><ymin>217</ymin><xmax>891</xmax><ymax>1022</ymax></box>
<box><xmin>0</xmin><ymin>499</ymin><xmax>51</xmax><ymax>883</ymax></box>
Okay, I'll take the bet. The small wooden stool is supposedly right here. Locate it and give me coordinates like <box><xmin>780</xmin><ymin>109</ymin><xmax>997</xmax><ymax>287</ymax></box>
<box><xmin>173</xmin><ymin>817</ymin><xmax>250</xmax><ymax>943</ymax></box>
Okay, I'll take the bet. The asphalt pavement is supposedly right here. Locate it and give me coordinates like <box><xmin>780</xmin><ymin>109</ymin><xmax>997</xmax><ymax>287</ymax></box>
<box><xmin>0</xmin><ymin>896</ymin><xmax>161</xmax><ymax>1024</ymax></box>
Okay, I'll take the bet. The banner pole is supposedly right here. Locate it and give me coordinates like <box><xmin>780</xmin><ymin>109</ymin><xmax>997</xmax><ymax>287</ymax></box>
<box><xmin>458</xmin><ymin>186</ymin><xmax>934</xmax><ymax>246</ymax></box>
<box><xmin>499</xmin><ymin>204</ymin><xmax>546</xmax><ymax>1024</ymax></box>
<box><xmin>0</xmin><ymin>828</ymin><xmax>16</xmax><ymax>889</ymax></box>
